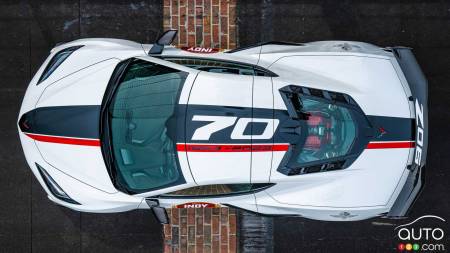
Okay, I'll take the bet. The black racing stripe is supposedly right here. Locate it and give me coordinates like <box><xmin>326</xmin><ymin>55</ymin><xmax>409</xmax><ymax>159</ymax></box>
<box><xmin>367</xmin><ymin>116</ymin><xmax>415</xmax><ymax>142</ymax></box>
<box><xmin>19</xmin><ymin>104</ymin><xmax>412</xmax><ymax>144</ymax></box>
<box><xmin>182</xmin><ymin>104</ymin><xmax>415</xmax><ymax>144</ymax></box>
<box><xmin>19</xmin><ymin>105</ymin><xmax>100</xmax><ymax>139</ymax></box>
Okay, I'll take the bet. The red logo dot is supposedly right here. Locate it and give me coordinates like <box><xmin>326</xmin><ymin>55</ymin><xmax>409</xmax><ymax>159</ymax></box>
<box><xmin>398</xmin><ymin>243</ymin><xmax>405</xmax><ymax>251</ymax></box>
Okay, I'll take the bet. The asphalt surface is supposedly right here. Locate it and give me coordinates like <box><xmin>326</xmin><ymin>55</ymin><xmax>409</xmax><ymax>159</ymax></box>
<box><xmin>1</xmin><ymin>1</ymin><xmax>450</xmax><ymax>252</ymax></box>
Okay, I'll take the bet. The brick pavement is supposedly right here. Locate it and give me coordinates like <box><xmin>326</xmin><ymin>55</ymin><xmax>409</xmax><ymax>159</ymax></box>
<box><xmin>164</xmin><ymin>207</ymin><xmax>237</xmax><ymax>253</ymax></box>
<box><xmin>163</xmin><ymin>0</ymin><xmax>237</xmax><ymax>49</ymax></box>
<box><xmin>162</xmin><ymin>2</ymin><xmax>239</xmax><ymax>252</ymax></box>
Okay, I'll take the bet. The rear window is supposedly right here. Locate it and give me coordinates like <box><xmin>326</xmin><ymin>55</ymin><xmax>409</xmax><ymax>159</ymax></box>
<box><xmin>277</xmin><ymin>85</ymin><xmax>371</xmax><ymax>176</ymax></box>
<box><xmin>296</xmin><ymin>96</ymin><xmax>357</xmax><ymax>164</ymax></box>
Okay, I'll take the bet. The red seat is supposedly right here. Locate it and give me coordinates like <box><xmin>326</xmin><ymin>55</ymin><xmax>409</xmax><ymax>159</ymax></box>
<box><xmin>304</xmin><ymin>112</ymin><xmax>332</xmax><ymax>150</ymax></box>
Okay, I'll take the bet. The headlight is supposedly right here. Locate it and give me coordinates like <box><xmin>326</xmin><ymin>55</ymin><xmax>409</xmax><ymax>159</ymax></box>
<box><xmin>35</xmin><ymin>163</ymin><xmax>80</xmax><ymax>205</ymax></box>
<box><xmin>37</xmin><ymin>45</ymin><xmax>83</xmax><ymax>84</ymax></box>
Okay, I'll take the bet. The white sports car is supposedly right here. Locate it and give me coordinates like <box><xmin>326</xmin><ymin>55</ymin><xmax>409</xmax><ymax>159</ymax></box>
<box><xmin>18</xmin><ymin>30</ymin><xmax>428</xmax><ymax>223</ymax></box>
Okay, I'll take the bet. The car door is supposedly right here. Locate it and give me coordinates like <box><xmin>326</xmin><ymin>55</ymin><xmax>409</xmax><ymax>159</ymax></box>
<box><xmin>183</xmin><ymin>71</ymin><xmax>254</xmax><ymax>185</ymax></box>
<box><xmin>143</xmin><ymin>69</ymin><xmax>258</xmax><ymax>212</ymax></box>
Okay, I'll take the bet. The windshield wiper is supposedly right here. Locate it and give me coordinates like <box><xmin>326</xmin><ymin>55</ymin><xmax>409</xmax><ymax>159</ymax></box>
<box><xmin>99</xmin><ymin>59</ymin><xmax>133</xmax><ymax>193</ymax></box>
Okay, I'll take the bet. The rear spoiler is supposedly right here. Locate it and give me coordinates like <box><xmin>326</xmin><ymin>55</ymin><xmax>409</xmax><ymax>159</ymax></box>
<box><xmin>386</xmin><ymin>47</ymin><xmax>428</xmax><ymax>218</ymax></box>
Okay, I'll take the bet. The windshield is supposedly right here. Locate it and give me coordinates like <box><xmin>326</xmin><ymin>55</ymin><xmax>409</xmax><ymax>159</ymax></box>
<box><xmin>106</xmin><ymin>59</ymin><xmax>187</xmax><ymax>193</ymax></box>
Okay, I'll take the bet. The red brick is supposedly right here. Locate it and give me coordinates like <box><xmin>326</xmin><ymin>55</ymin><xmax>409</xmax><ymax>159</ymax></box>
<box><xmin>220</xmin><ymin>225</ymin><xmax>228</xmax><ymax>244</ymax></box>
<box><xmin>220</xmin><ymin>0</ymin><xmax>228</xmax><ymax>16</ymax></box>
<box><xmin>164</xmin><ymin>224</ymin><xmax>172</xmax><ymax>236</ymax></box>
<box><xmin>229</xmin><ymin>214</ymin><xmax>236</xmax><ymax>235</ymax></box>
<box><xmin>212</xmin><ymin>215</ymin><xmax>220</xmax><ymax>234</ymax></box>
<box><xmin>212</xmin><ymin>235</ymin><xmax>220</xmax><ymax>253</ymax></box>
<box><xmin>196</xmin><ymin>6</ymin><xmax>203</xmax><ymax>18</ymax></box>
<box><xmin>220</xmin><ymin>35</ymin><xmax>228</xmax><ymax>49</ymax></box>
<box><xmin>203</xmin><ymin>16</ymin><xmax>211</xmax><ymax>33</ymax></box>
<box><xmin>187</xmin><ymin>245</ymin><xmax>195</xmax><ymax>253</ymax></box>
<box><xmin>203</xmin><ymin>208</ymin><xmax>212</xmax><ymax>224</ymax></box>
<box><xmin>204</xmin><ymin>245</ymin><xmax>212</xmax><ymax>253</ymax></box>
<box><xmin>220</xmin><ymin>244</ymin><xmax>228</xmax><ymax>253</ymax></box>
<box><xmin>212</xmin><ymin>5</ymin><xmax>219</xmax><ymax>24</ymax></box>
<box><xmin>188</xmin><ymin>34</ymin><xmax>196</xmax><ymax>46</ymax></box>
<box><xmin>172</xmin><ymin>209</ymin><xmax>180</xmax><ymax>225</ymax></box>
<box><xmin>212</xmin><ymin>24</ymin><xmax>219</xmax><ymax>46</ymax></box>
<box><xmin>172</xmin><ymin>246</ymin><xmax>180</xmax><ymax>253</ymax></box>
<box><xmin>204</xmin><ymin>0</ymin><xmax>211</xmax><ymax>15</ymax></box>
<box><xmin>196</xmin><ymin>216</ymin><xmax>204</xmax><ymax>235</ymax></box>
<box><xmin>212</xmin><ymin>208</ymin><xmax>220</xmax><ymax>215</ymax></box>
<box><xmin>220</xmin><ymin>208</ymin><xmax>229</xmax><ymax>224</ymax></box>
<box><xmin>188</xmin><ymin>226</ymin><xmax>195</xmax><ymax>244</ymax></box>
<box><xmin>196</xmin><ymin>25</ymin><xmax>203</xmax><ymax>45</ymax></box>
<box><xmin>229</xmin><ymin>25</ymin><xmax>236</xmax><ymax>45</ymax></box>
<box><xmin>212</xmin><ymin>0</ymin><xmax>219</xmax><ymax>5</ymax></box>
<box><xmin>220</xmin><ymin>16</ymin><xmax>228</xmax><ymax>34</ymax></box>
<box><xmin>180</xmin><ymin>236</ymin><xmax>188</xmax><ymax>253</ymax></box>
<box><xmin>188</xmin><ymin>16</ymin><xmax>195</xmax><ymax>31</ymax></box>
<box><xmin>179</xmin><ymin>26</ymin><xmax>187</xmax><ymax>45</ymax></box>
<box><xmin>196</xmin><ymin>18</ymin><xmax>203</xmax><ymax>30</ymax></box>
<box><xmin>196</xmin><ymin>0</ymin><xmax>203</xmax><ymax>6</ymax></box>
<box><xmin>229</xmin><ymin>4</ymin><xmax>236</xmax><ymax>22</ymax></box>
<box><xmin>171</xmin><ymin>15</ymin><xmax>179</xmax><ymax>29</ymax></box>
<box><xmin>228</xmin><ymin>208</ymin><xmax>236</xmax><ymax>215</ymax></box>
<box><xmin>204</xmin><ymin>34</ymin><xmax>211</xmax><ymax>47</ymax></box>
<box><xmin>195</xmin><ymin>208</ymin><xmax>203</xmax><ymax>217</ymax></box>
<box><xmin>188</xmin><ymin>0</ymin><xmax>195</xmax><ymax>15</ymax></box>
<box><xmin>229</xmin><ymin>234</ymin><xmax>237</xmax><ymax>253</ymax></box>
<box><xmin>203</xmin><ymin>225</ymin><xmax>212</xmax><ymax>244</ymax></box>
<box><xmin>164</xmin><ymin>243</ymin><xmax>171</xmax><ymax>253</ymax></box>
<box><xmin>196</xmin><ymin>236</ymin><xmax>204</xmax><ymax>253</ymax></box>
<box><xmin>180</xmin><ymin>6</ymin><xmax>187</xmax><ymax>20</ymax></box>
<box><xmin>187</xmin><ymin>209</ymin><xmax>195</xmax><ymax>225</ymax></box>
<box><xmin>164</xmin><ymin>0</ymin><xmax>171</xmax><ymax>7</ymax></box>
<box><xmin>180</xmin><ymin>216</ymin><xmax>188</xmax><ymax>235</ymax></box>
<box><xmin>172</xmin><ymin>0</ymin><xmax>179</xmax><ymax>15</ymax></box>
<box><xmin>179</xmin><ymin>0</ymin><xmax>187</xmax><ymax>6</ymax></box>
<box><xmin>172</xmin><ymin>226</ymin><xmax>180</xmax><ymax>246</ymax></box>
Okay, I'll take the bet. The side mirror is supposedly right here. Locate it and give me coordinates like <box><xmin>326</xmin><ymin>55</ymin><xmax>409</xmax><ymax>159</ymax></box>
<box><xmin>146</xmin><ymin>199</ymin><xmax>170</xmax><ymax>224</ymax></box>
<box><xmin>152</xmin><ymin>206</ymin><xmax>170</xmax><ymax>224</ymax></box>
<box><xmin>148</xmin><ymin>30</ymin><xmax>178</xmax><ymax>55</ymax></box>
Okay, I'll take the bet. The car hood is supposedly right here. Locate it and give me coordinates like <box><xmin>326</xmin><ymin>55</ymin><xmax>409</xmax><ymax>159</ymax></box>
<box><xmin>19</xmin><ymin>59</ymin><xmax>121</xmax><ymax>193</ymax></box>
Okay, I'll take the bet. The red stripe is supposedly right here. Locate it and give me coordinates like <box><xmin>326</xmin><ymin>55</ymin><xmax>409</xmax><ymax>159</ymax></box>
<box><xmin>177</xmin><ymin>144</ymin><xmax>289</xmax><ymax>152</ymax></box>
<box><xmin>25</xmin><ymin>133</ymin><xmax>100</xmax><ymax>147</ymax></box>
<box><xmin>366</xmin><ymin>141</ymin><xmax>415</xmax><ymax>149</ymax></box>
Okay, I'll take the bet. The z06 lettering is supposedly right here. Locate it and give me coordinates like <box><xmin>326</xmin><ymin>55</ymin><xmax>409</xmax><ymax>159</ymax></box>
<box><xmin>191</xmin><ymin>115</ymin><xmax>279</xmax><ymax>141</ymax></box>
<box><xmin>414</xmin><ymin>99</ymin><xmax>425</xmax><ymax>166</ymax></box>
